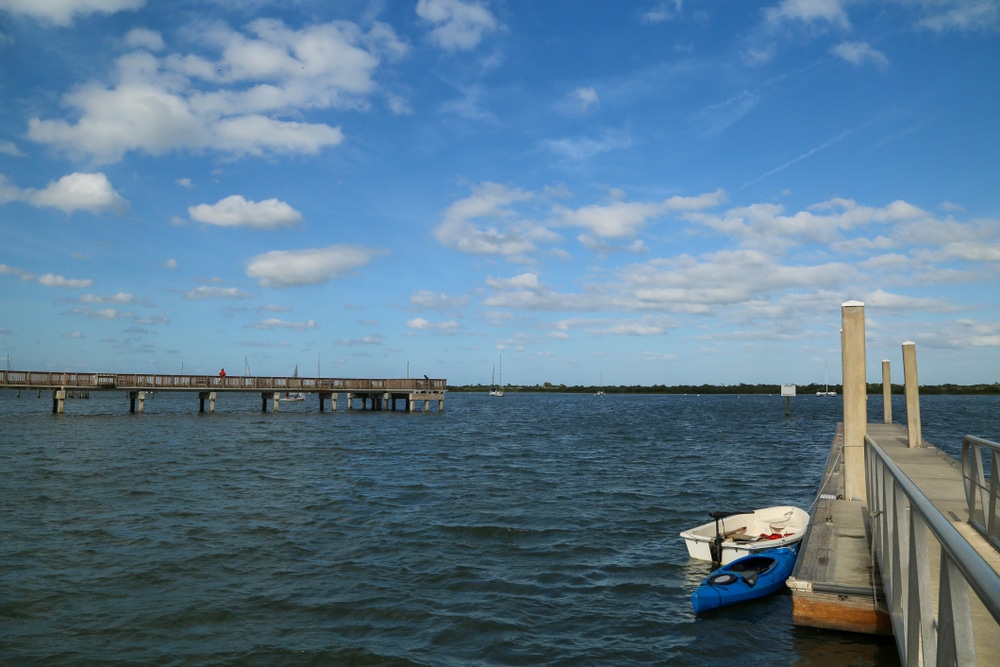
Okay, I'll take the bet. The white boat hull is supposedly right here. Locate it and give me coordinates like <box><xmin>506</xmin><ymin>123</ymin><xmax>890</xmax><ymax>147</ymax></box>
<box><xmin>679</xmin><ymin>505</ymin><xmax>809</xmax><ymax>565</ymax></box>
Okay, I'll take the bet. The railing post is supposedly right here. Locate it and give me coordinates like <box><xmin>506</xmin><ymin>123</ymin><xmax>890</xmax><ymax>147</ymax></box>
<box><xmin>842</xmin><ymin>300</ymin><xmax>867</xmax><ymax>501</ymax></box>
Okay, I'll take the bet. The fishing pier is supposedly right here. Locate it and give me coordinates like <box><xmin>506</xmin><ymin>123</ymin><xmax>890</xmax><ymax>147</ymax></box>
<box><xmin>0</xmin><ymin>371</ymin><xmax>446</xmax><ymax>414</ymax></box>
<box><xmin>787</xmin><ymin>302</ymin><xmax>1000</xmax><ymax>666</ymax></box>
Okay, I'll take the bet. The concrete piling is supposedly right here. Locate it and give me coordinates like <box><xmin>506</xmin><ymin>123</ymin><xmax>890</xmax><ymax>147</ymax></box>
<box><xmin>841</xmin><ymin>300</ymin><xmax>867</xmax><ymax>502</ymax></box>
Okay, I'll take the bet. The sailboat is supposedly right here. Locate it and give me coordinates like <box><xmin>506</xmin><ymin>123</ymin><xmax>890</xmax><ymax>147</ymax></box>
<box><xmin>595</xmin><ymin>370</ymin><xmax>605</xmax><ymax>397</ymax></box>
<box><xmin>816</xmin><ymin>360</ymin><xmax>837</xmax><ymax>396</ymax></box>
<box><xmin>489</xmin><ymin>355</ymin><xmax>504</xmax><ymax>397</ymax></box>
<box><xmin>280</xmin><ymin>364</ymin><xmax>306</xmax><ymax>401</ymax></box>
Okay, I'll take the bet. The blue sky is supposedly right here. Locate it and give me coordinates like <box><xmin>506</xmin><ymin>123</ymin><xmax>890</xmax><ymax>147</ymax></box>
<box><xmin>1</xmin><ymin>0</ymin><xmax>998</xmax><ymax>387</ymax></box>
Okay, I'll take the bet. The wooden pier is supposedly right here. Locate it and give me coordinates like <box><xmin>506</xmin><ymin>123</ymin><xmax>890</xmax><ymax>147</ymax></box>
<box><xmin>0</xmin><ymin>370</ymin><xmax>446</xmax><ymax>414</ymax></box>
<box><xmin>787</xmin><ymin>301</ymin><xmax>1000</xmax><ymax>666</ymax></box>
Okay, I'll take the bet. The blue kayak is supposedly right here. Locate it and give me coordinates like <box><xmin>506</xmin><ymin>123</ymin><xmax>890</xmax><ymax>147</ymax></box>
<box><xmin>691</xmin><ymin>546</ymin><xmax>798</xmax><ymax>613</ymax></box>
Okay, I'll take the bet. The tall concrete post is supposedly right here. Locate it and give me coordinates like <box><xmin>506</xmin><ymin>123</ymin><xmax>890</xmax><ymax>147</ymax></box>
<box><xmin>881</xmin><ymin>360</ymin><xmax>892</xmax><ymax>424</ymax></box>
<box><xmin>841</xmin><ymin>301</ymin><xmax>867</xmax><ymax>501</ymax></box>
<box><xmin>902</xmin><ymin>342</ymin><xmax>921</xmax><ymax>448</ymax></box>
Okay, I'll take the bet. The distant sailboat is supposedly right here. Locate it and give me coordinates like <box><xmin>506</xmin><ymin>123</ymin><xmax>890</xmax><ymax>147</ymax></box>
<box><xmin>490</xmin><ymin>355</ymin><xmax>504</xmax><ymax>397</ymax></box>
<box><xmin>816</xmin><ymin>360</ymin><xmax>837</xmax><ymax>396</ymax></box>
<box><xmin>595</xmin><ymin>370</ymin><xmax>605</xmax><ymax>397</ymax></box>
<box><xmin>280</xmin><ymin>364</ymin><xmax>306</xmax><ymax>401</ymax></box>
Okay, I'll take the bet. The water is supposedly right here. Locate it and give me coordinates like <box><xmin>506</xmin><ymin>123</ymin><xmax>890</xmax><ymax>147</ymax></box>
<box><xmin>2</xmin><ymin>390</ymin><xmax>997</xmax><ymax>666</ymax></box>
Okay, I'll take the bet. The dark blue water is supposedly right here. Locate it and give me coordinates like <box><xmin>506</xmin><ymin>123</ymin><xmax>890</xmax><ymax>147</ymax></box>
<box><xmin>2</xmin><ymin>391</ymin><xmax>997</xmax><ymax>666</ymax></box>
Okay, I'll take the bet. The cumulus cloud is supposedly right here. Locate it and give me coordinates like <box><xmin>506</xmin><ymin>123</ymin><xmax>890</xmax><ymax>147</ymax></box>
<box><xmin>246</xmin><ymin>245</ymin><xmax>388</xmax><ymax>287</ymax></box>
<box><xmin>831</xmin><ymin>41</ymin><xmax>889</xmax><ymax>70</ymax></box>
<box><xmin>0</xmin><ymin>140</ymin><xmax>24</xmax><ymax>156</ymax></box>
<box><xmin>188</xmin><ymin>195</ymin><xmax>302</xmax><ymax>229</ymax></box>
<box><xmin>416</xmin><ymin>0</ymin><xmax>498</xmax><ymax>51</ymax></box>
<box><xmin>124</xmin><ymin>27</ymin><xmax>163</xmax><ymax>51</ymax></box>
<box><xmin>79</xmin><ymin>292</ymin><xmax>141</xmax><ymax>304</ymax></box>
<box><xmin>765</xmin><ymin>0</ymin><xmax>850</xmax><ymax>28</ymax></box>
<box><xmin>406</xmin><ymin>317</ymin><xmax>460</xmax><ymax>332</ymax></box>
<box><xmin>245</xmin><ymin>318</ymin><xmax>317</xmax><ymax>331</ymax></box>
<box><xmin>0</xmin><ymin>172</ymin><xmax>128</xmax><ymax>215</ymax></box>
<box><xmin>0</xmin><ymin>0</ymin><xmax>144</xmax><ymax>26</ymax></box>
<box><xmin>25</xmin><ymin>18</ymin><xmax>406</xmax><ymax>163</ymax></box>
<box><xmin>183</xmin><ymin>286</ymin><xmax>254</xmax><ymax>300</ymax></box>
<box><xmin>409</xmin><ymin>289</ymin><xmax>471</xmax><ymax>309</ymax></box>
<box><xmin>432</xmin><ymin>182</ymin><xmax>542</xmax><ymax>257</ymax></box>
<box><xmin>556</xmin><ymin>189</ymin><xmax>727</xmax><ymax>239</ymax></box>
<box><xmin>36</xmin><ymin>273</ymin><xmax>94</xmax><ymax>288</ymax></box>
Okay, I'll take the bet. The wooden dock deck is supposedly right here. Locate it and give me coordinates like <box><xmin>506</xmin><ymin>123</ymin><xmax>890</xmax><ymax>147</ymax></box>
<box><xmin>0</xmin><ymin>370</ymin><xmax>447</xmax><ymax>414</ymax></box>
<box><xmin>789</xmin><ymin>422</ymin><xmax>1000</xmax><ymax>661</ymax></box>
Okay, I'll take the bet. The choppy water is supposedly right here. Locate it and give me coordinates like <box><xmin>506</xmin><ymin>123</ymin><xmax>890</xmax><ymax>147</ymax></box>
<box><xmin>2</xmin><ymin>390</ymin><xmax>997</xmax><ymax>666</ymax></box>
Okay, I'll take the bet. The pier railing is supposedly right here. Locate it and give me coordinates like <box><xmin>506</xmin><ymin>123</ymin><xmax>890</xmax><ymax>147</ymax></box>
<box><xmin>866</xmin><ymin>434</ymin><xmax>1000</xmax><ymax>667</ymax></box>
<box><xmin>963</xmin><ymin>436</ymin><xmax>1000</xmax><ymax>553</ymax></box>
<box><xmin>0</xmin><ymin>370</ymin><xmax>446</xmax><ymax>393</ymax></box>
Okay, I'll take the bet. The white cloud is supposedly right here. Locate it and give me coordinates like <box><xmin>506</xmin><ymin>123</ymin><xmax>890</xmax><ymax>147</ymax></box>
<box><xmin>161</xmin><ymin>258</ymin><xmax>178</xmax><ymax>269</ymax></box>
<box><xmin>574</xmin><ymin>87</ymin><xmax>599</xmax><ymax>111</ymax></box>
<box><xmin>125</xmin><ymin>28</ymin><xmax>163</xmax><ymax>51</ymax></box>
<box><xmin>688</xmin><ymin>197</ymin><xmax>930</xmax><ymax>248</ymax></box>
<box><xmin>337</xmin><ymin>334</ymin><xmax>383</xmax><ymax>346</ymax></box>
<box><xmin>246</xmin><ymin>245</ymin><xmax>388</xmax><ymax>287</ymax></box>
<box><xmin>556</xmin><ymin>189</ymin><xmax>726</xmax><ymax>239</ymax></box>
<box><xmin>432</xmin><ymin>182</ymin><xmax>541</xmax><ymax>257</ymax></box>
<box><xmin>183</xmin><ymin>286</ymin><xmax>254</xmax><ymax>300</ymax></box>
<box><xmin>416</xmin><ymin>0</ymin><xmax>498</xmax><ymax>51</ymax></box>
<box><xmin>409</xmin><ymin>289</ymin><xmax>471</xmax><ymax>309</ymax></box>
<box><xmin>406</xmin><ymin>317</ymin><xmax>460</xmax><ymax>332</ymax></box>
<box><xmin>0</xmin><ymin>140</ymin><xmax>24</xmax><ymax>156</ymax></box>
<box><xmin>69</xmin><ymin>306</ymin><xmax>130</xmax><ymax>319</ymax></box>
<box><xmin>188</xmin><ymin>195</ymin><xmax>302</xmax><ymax>229</ymax></box>
<box><xmin>917</xmin><ymin>1</ymin><xmax>1000</xmax><ymax>33</ymax></box>
<box><xmin>543</xmin><ymin>130</ymin><xmax>633</xmax><ymax>161</ymax></box>
<box><xmin>765</xmin><ymin>0</ymin><xmax>850</xmax><ymax>28</ymax></box>
<box><xmin>863</xmin><ymin>288</ymin><xmax>956</xmax><ymax>312</ymax></box>
<box><xmin>0</xmin><ymin>0</ymin><xmax>143</xmax><ymax>26</ymax></box>
<box><xmin>36</xmin><ymin>273</ymin><xmax>93</xmax><ymax>288</ymax></box>
<box><xmin>641</xmin><ymin>1</ymin><xmax>683</xmax><ymax>24</ymax></box>
<box><xmin>831</xmin><ymin>41</ymin><xmax>889</xmax><ymax>70</ymax></box>
<box><xmin>25</xmin><ymin>18</ymin><xmax>403</xmax><ymax>163</ymax></box>
<box><xmin>79</xmin><ymin>292</ymin><xmax>139</xmax><ymax>304</ymax></box>
<box><xmin>27</xmin><ymin>172</ymin><xmax>128</xmax><ymax>215</ymax></box>
<box><xmin>175</xmin><ymin>178</ymin><xmax>193</xmax><ymax>189</ymax></box>
<box><xmin>246</xmin><ymin>318</ymin><xmax>317</xmax><ymax>331</ymax></box>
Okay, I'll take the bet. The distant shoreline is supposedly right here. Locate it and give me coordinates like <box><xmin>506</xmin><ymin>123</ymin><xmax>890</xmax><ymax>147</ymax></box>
<box><xmin>447</xmin><ymin>383</ymin><xmax>1000</xmax><ymax>395</ymax></box>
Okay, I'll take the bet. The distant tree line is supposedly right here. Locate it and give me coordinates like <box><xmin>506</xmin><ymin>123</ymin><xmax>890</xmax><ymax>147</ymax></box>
<box><xmin>447</xmin><ymin>382</ymin><xmax>1000</xmax><ymax>395</ymax></box>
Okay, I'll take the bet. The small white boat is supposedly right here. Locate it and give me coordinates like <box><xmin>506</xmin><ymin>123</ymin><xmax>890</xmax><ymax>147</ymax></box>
<box><xmin>679</xmin><ymin>506</ymin><xmax>809</xmax><ymax>565</ymax></box>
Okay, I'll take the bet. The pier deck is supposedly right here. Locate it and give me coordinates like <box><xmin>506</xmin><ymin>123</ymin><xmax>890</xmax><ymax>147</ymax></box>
<box><xmin>0</xmin><ymin>370</ymin><xmax>447</xmax><ymax>414</ymax></box>
<box><xmin>789</xmin><ymin>422</ymin><xmax>1000</xmax><ymax>661</ymax></box>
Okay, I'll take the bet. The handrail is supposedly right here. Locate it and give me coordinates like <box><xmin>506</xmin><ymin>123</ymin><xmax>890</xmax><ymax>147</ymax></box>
<box><xmin>0</xmin><ymin>370</ymin><xmax>447</xmax><ymax>392</ymax></box>
<box><xmin>866</xmin><ymin>434</ymin><xmax>1000</xmax><ymax>666</ymax></box>
<box><xmin>963</xmin><ymin>436</ymin><xmax>1000</xmax><ymax>553</ymax></box>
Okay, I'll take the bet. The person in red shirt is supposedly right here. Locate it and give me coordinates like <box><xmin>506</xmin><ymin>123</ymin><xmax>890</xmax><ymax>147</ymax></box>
<box><xmin>219</xmin><ymin>368</ymin><xmax>226</xmax><ymax>376</ymax></box>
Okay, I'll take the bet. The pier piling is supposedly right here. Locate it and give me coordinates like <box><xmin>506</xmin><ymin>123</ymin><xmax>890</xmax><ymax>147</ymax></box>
<box><xmin>902</xmin><ymin>341</ymin><xmax>921</xmax><ymax>448</ymax></box>
<box><xmin>841</xmin><ymin>300</ymin><xmax>867</xmax><ymax>501</ymax></box>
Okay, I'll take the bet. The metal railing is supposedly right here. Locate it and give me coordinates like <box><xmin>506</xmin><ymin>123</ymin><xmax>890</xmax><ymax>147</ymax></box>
<box><xmin>0</xmin><ymin>370</ymin><xmax>447</xmax><ymax>393</ymax></box>
<box><xmin>963</xmin><ymin>436</ymin><xmax>1000</xmax><ymax>553</ymax></box>
<box><xmin>866</xmin><ymin>434</ymin><xmax>1000</xmax><ymax>666</ymax></box>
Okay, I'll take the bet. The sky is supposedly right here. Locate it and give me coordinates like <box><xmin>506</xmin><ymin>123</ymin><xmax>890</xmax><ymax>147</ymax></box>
<box><xmin>0</xmin><ymin>0</ymin><xmax>998</xmax><ymax>387</ymax></box>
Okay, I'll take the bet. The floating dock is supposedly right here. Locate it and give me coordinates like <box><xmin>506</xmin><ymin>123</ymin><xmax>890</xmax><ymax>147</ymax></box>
<box><xmin>787</xmin><ymin>301</ymin><xmax>1000</xmax><ymax>666</ymax></box>
<box><xmin>0</xmin><ymin>370</ymin><xmax>447</xmax><ymax>414</ymax></box>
